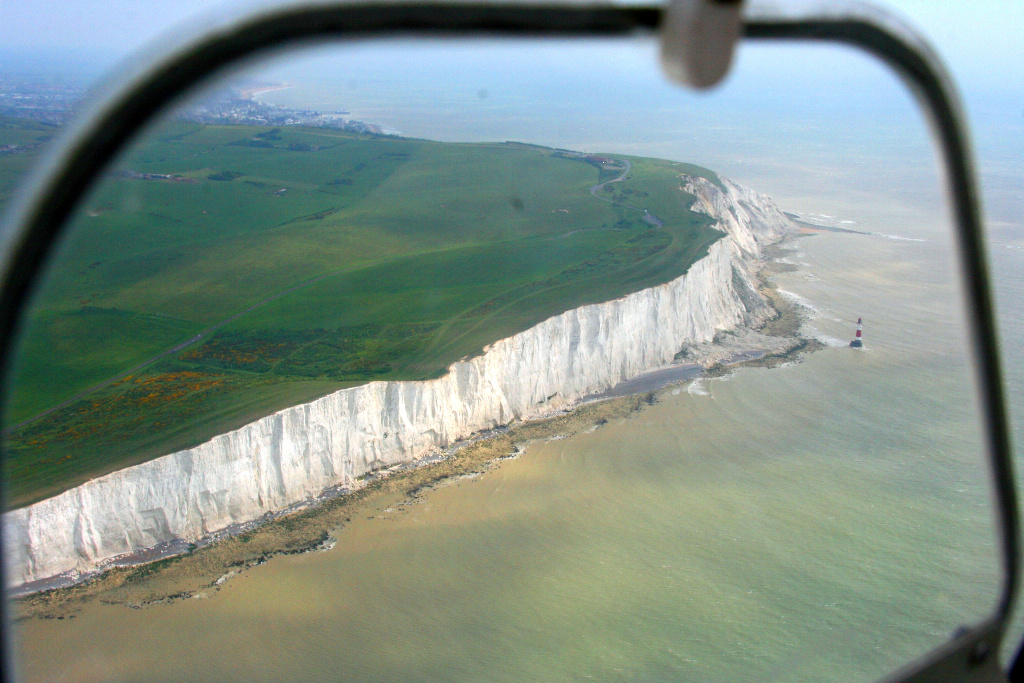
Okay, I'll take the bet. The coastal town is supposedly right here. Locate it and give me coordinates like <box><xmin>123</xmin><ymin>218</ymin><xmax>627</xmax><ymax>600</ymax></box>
<box><xmin>0</xmin><ymin>76</ymin><xmax>386</xmax><ymax>153</ymax></box>
<box><xmin>176</xmin><ymin>85</ymin><xmax>385</xmax><ymax>133</ymax></box>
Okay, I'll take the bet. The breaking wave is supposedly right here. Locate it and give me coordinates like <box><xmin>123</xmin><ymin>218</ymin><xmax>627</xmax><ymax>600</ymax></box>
<box><xmin>874</xmin><ymin>233</ymin><xmax>927</xmax><ymax>242</ymax></box>
<box><xmin>777</xmin><ymin>289</ymin><xmax>819</xmax><ymax>315</ymax></box>
<box><xmin>687</xmin><ymin>380</ymin><xmax>710</xmax><ymax>397</ymax></box>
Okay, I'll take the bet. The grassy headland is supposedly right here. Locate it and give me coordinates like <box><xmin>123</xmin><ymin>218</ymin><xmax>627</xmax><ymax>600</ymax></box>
<box><xmin>1</xmin><ymin>117</ymin><xmax>724</xmax><ymax>507</ymax></box>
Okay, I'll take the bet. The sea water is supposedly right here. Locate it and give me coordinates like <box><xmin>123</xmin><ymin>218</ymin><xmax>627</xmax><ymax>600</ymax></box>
<box><xmin>13</xmin><ymin>38</ymin><xmax>1022</xmax><ymax>681</ymax></box>
<box><xmin>13</xmin><ymin>194</ymin><xmax>1004</xmax><ymax>683</ymax></box>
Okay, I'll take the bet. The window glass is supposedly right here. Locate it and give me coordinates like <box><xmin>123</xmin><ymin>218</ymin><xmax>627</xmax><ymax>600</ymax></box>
<box><xmin>3</xmin><ymin>37</ymin><xmax>1002</xmax><ymax>682</ymax></box>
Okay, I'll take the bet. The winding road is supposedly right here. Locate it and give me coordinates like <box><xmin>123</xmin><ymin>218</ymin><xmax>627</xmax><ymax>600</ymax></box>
<box><xmin>588</xmin><ymin>159</ymin><xmax>664</xmax><ymax>228</ymax></box>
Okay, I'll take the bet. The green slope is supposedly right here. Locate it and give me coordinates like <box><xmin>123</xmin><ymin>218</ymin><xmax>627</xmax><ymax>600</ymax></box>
<box><xmin>0</xmin><ymin>117</ymin><xmax>725</xmax><ymax>507</ymax></box>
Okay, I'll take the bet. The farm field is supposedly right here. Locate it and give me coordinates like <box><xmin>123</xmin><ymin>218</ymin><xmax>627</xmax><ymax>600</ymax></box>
<box><xmin>0</xmin><ymin>117</ymin><xmax>723</xmax><ymax>507</ymax></box>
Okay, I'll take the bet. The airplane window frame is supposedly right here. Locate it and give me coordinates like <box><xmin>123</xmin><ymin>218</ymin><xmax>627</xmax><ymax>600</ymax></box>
<box><xmin>0</xmin><ymin>2</ymin><xmax>1017</xmax><ymax>681</ymax></box>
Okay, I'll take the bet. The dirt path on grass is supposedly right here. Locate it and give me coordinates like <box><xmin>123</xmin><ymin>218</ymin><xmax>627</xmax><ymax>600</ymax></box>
<box><xmin>588</xmin><ymin>159</ymin><xmax>664</xmax><ymax>228</ymax></box>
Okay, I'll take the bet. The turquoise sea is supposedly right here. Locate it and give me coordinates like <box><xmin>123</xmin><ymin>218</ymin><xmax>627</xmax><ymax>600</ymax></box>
<box><xmin>14</xmin><ymin>37</ymin><xmax>1024</xmax><ymax>681</ymax></box>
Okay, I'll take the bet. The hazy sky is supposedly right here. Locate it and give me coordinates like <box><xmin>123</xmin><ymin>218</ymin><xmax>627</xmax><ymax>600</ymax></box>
<box><xmin>1</xmin><ymin>0</ymin><xmax>1022</xmax><ymax>99</ymax></box>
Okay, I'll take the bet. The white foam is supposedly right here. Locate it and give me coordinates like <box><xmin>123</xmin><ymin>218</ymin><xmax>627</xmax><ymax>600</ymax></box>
<box><xmin>777</xmin><ymin>289</ymin><xmax>819</xmax><ymax>314</ymax></box>
<box><xmin>809</xmin><ymin>331</ymin><xmax>847</xmax><ymax>348</ymax></box>
<box><xmin>687</xmin><ymin>380</ymin><xmax>710</xmax><ymax>397</ymax></box>
<box><xmin>875</xmin><ymin>233</ymin><xmax>927</xmax><ymax>242</ymax></box>
<box><xmin>215</xmin><ymin>571</ymin><xmax>237</xmax><ymax>586</ymax></box>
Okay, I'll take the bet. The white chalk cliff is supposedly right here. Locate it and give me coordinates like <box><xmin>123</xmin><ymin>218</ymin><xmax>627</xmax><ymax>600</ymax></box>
<box><xmin>5</xmin><ymin>174</ymin><xmax>794</xmax><ymax>588</ymax></box>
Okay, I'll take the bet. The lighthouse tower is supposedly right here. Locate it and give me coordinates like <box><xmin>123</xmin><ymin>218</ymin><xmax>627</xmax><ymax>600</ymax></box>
<box><xmin>850</xmin><ymin>318</ymin><xmax>863</xmax><ymax>348</ymax></box>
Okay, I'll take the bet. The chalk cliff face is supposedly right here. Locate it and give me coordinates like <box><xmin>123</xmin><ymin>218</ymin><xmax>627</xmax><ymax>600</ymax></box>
<box><xmin>5</xmin><ymin>174</ymin><xmax>794</xmax><ymax>588</ymax></box>
<box><xmin>684</xmin><ymin>176</ymin><xmax>792</xmax><ymax>259</ymax></box>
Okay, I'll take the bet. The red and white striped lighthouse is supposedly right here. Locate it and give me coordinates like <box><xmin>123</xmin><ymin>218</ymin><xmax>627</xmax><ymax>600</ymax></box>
<box><xmin>850</xmin><ymin>317</ymin><xmax>863</xmax><ymax>348</ymax></box>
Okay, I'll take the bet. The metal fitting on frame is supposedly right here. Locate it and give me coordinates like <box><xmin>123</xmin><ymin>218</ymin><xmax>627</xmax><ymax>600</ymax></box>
<box><xmin>660</xmin><ymin>0</ymin><xmax>744</xmax><ymax>89</ymax></box>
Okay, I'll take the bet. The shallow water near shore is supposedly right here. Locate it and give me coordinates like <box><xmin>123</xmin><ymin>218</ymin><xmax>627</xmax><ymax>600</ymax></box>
<box><xmin>14</xmin><ymin>224</ymin><xmax>1003</xmax><ymax>682</ymax></box>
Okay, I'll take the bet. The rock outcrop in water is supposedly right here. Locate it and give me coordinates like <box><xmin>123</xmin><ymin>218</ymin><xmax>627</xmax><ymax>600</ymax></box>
<box><xmin>5</xmin><ymin>175</ymin><xmax>794</xmax><ymax>589</ymax></box>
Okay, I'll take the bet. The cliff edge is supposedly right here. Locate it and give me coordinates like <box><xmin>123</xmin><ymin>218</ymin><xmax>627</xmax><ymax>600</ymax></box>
<box><xmin>5</xmin><ymin>174</ymin><xmax>796</xmax><ymax>589</ymax></box>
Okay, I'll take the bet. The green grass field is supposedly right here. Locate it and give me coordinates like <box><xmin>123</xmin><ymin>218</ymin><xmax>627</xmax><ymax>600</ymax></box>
<box><xmin>0</xmin><ymin>116</ymin><xmax>58</xmax><ymax>209</ymax></box>
<box><xmin>0</xmin><ymin>117</ymin><xmax>724</xmax><ymax>507</ymax></box>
